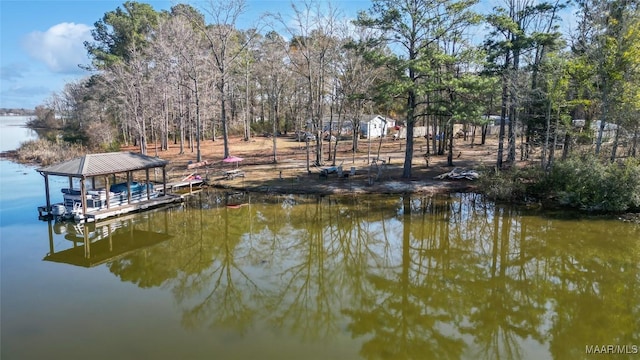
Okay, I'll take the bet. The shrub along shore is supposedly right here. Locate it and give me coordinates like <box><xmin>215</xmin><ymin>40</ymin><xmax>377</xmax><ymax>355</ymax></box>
<box><xmin>479</xmin><ymin>156</ymin><xmax>640</xmax><ymax>213</ymax></box>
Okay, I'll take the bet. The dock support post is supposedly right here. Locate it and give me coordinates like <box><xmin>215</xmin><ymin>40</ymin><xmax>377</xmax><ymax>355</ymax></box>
<box><xmin>83</xmin><ymin>224</ymin><xmax>90</xmax><ymax>258</ymax></box>
<box><xmin>105</xmin><ymin>176</ymin><xmax>110</xmax><ymax>209</ymax></box>
<box><xmin>145</xmin><ymin>168</ymin><xmax>150</xmax><ymax>200</ymax></box>
<box><xmin>162</xmin><ymin>167</ymin><xmax>167</xmax><ymax>195</ymax></box>
<box><xmin>47</xmin><ymin>219</ymin><xmax>54</xmax><ymax>255</ymax></box>
<box><xmin>126</xmin><ymin>172</ymin><xmax>132</xmax><ymax>204</ymax></box>
<box><xmin>43</xmin><ymin>174</ymin><xmax>51</xmax><ymax>212</ymax></box>
<box><xmin>80</xmin><ymin>178</ymin><xmax>87</xmax><ymax>220</ymax></box>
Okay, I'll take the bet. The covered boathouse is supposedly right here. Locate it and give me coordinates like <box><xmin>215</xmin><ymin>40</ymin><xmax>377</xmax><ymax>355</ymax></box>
<box><xmin>37</xmin><ymin>152</ymin><xmax>182</xmax><ymax>223</ymax></box>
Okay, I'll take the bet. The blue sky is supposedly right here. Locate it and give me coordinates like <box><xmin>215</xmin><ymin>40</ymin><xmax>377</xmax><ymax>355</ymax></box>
<box><xmin>0</xmin><ymin>1</ymin><xmax>166</xmax><ymax>109</ymax></box>
<box><xmin>0</xmin><ymin>0</ymin><xmax>574</xmax><ymax>110</ymax></box>
<box><xmin>0</xmin><ymin>0</ymin><xmax>372</xmax><ymax>110</ymax></box>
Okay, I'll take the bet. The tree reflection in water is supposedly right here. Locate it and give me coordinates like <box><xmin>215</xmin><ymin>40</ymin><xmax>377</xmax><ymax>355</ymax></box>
<box><xmin>101</xmin><ymin>190</ymin><xmax>639</xmax><ymax>359</ymax></box>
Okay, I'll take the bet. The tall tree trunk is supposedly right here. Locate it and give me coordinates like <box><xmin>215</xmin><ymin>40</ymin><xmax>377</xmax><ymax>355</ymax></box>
<box><xmin>403</xmin><ymin>87</ymin><xmax>416</xmax><ymax>178</ymax></box>
<box><xmin>595</xmin><ymin>82</ymin><xmax>609</xmax><ymax>154</ymax></box>
<box><xmin>561</xmin><ymin>132</ymin><xmax>570</xmax><ymax>160</ymax></box>
<box><xmin>610</xmin><ymin>125</ymin><xmax>620</xmax><ymax>162</ymax></box>
<box><xmin>194</xmin><ymin>77</ymin><xmax>201</xmax><ymax>163</ymax></box>
<box><xmin>631</xmin><ymin>127</ymin><xmax>638</xmax><ymax>157</ymax></box>
<box><xmin>163</xmin><ymin>89</ymin><xmax>169</xmax><ymax>151</ymax></box>
<box><xmin>431</xmin><ymin>115</ymin><xmax>438</xmax><ymax>154</ymax></box>
<box><xmin>497</xmin><ymin>69</ymin><xmax>509</xmax><ymax>169</ymax></box>
<box><xmin>481</xmin><ymin>123</ymin><xmax>487</xmax><ymax>145</ymax></box>
<box><xmin>244</xmin><ymin>60</ymin><xmax>251</xmax><ymax>141</ymax></box>
<box><xmin>271</xmin><ymin>82</ymin><xmax>278</xmax><ymax>164</ymax></box>
<box><xmin>542</xmin><ymin>99</ymin><xmax>552</xmax><ymax>170</ymax></box>
<box><xmin>507</xmin><ymin>62</ymin><xmax>518</xmax><ymax>165</ymax></box>
<box><xmin>471</xmin><ymin>125</ymin><xmax>476</xmax><ymax>148</ymax></box>
<box><xmin>327</xmin><ymin>105</ymin><xmax>333</xmax><ymax>162</ymax></box>
<box><xmin>221</xmin><ymin>75</ymin><xmax>229</xmax><ymax>159</ymax></box>
<box><xmin>447</xmin><ymin>119</ymin><xmax>454</xmax><ymax>166</ymax></box>
<box><xmin>179</xmin><ymin>87</ymin><xmax>185</xmax><ymax>154</ymax></box>
<box><xmin>548</xmin><ymin>108</ymin><xmax>559</xmax><ymax>170</ymax></box>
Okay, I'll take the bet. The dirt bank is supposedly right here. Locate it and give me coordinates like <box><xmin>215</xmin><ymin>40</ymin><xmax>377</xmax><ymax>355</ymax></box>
<box><xmin>129</xmin><ymin>134</ymin><xmax>495</xmax><ymax>195</ymax></box>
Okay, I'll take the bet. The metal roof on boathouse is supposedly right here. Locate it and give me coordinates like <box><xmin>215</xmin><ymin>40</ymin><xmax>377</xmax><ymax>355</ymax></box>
<box><xmin>37</xmin><ymin>152</ymin><xmax>168</xmax><ymax>178</ymax></box>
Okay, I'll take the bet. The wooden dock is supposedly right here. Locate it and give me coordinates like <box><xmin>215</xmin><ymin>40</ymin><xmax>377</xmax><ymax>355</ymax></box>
<box><xmin>36</xmin><ymin>152</ymin><xmax>202</xmax><ymax>224</ymax></box>
<box><xmin>37</xmin><ymin>172</ymin><xmax>207</xmax><ymax>223</ymax></box>
<box><xmin>155</xmin><ymin>179</ymin><xmax>205</xmax><ymax>194</ymax></box>
<box><xmin>39</xmin><ymin>194</ymin><xmax>185</xmax><ymax>223</ymax></box>
<box><xmin>81</xmin><ymin>177</ymin><xmax>206</xmax><ymax>221</ymax></box>
<box><xmin>85</xmin><ymin>195</ymin><xmax>183</xmax><ymax>222</ymax></box>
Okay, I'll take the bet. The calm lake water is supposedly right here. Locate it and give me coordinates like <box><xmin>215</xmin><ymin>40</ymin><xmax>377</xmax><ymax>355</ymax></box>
<box><xmin>1</xmin><ymin>118</ymin><xmax>639</xmax><ymax>360</ymax></box>
<box><xmin>0</xmin><ymin>116</ymin><xmax>37</xmax><ymax>152</ymax></box>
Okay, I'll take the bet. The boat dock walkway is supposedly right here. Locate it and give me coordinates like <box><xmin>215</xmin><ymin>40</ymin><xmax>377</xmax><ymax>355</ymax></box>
<box><xmin>84</xmin><ymin>194</ymin><xmax>183</xmax><ymax>221</ymax></box>
<box><xmin>85</xmin><ymin>178</ymin><xmax>207</xmax><ymax>221</ymax></box>
<box><xmin>155</xmin><ymin>178</ymin><xmax>206</xmax><ymax>194</ymax></box>
<box><xmin>39</xmin><ymin>194</ymin><xmax>184</xmax><ymax>223</ymax></box>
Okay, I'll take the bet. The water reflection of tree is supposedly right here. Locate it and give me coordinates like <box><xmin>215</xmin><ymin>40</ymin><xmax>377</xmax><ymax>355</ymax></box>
<box><xmin>343</xmin><ymin>195</ymin><xmax>469</xmax><ymax>359</ymax></box>
<box><xmin>106</xmin><ymin>192</ymin><xmax>269</xmax><ymax>333</ymax></box>
<box><xmin>266</xmin><ymin>197</ymin><xmax>335</xmax><ymax>339</ymax></box>
<box><xmin>177</xmin><ymin>193</ymin><xmax>266</xmax><ymax>333</ymax></box>
<box><xmin>168</xmin><ymin>193</ymin><xmax>387</xmax><ymax>337</ymax></box>
<box><xmin>100</xmin><ymin>190</ymin><xmax>640</xmax><ymax>358</ymax></box>
<box><xmin>102</xmin><ymin>195</ymin><xmax>219</xmax><ymax>294</ymax></box>
<box><xmin>461</xmin><ymin>205</ymin><xmax>545</xmax><ymax>360</ymax></box>
<box><xmin>545</xmin><ymin>220</ymin><xmax>640</xmax><ymax>359</ymax></box>
<box><xmin>261</xmin><ymin>195</ymin><xmax>400</xmax><ymax>341</ymax></box>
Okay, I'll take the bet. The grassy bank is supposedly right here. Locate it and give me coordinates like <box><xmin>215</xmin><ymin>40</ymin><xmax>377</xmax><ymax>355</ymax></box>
<box><xmin>14</xmin><ymin>139</ymin><xmax>85</xmax><ymax>166</ymax></box>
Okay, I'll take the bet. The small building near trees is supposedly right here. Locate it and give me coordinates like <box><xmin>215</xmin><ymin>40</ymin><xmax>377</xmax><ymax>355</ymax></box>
<box><xmin>359</xmin><ymin>115</ymin><xmax>394</xmax><ymax>139</ymax></box>
<box><xmin>307</xmin><ymin>114</ymin><xmax>396</xmax><ymax>139</ymax></box>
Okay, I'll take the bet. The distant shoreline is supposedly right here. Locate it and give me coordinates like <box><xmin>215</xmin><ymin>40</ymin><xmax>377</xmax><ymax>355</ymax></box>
<box><xmin>0</xmin><ymin>149</ymin><xmax>18</xmax><ymax>160</ymax></box>
<box><xmin>0</xmin><ymin>109</ymin><xmax>35</xmax><ymax>117</ymax></box>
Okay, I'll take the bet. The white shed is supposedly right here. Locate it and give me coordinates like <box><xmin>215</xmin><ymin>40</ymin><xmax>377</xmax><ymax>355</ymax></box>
<box><xmin>360</xmin><ymin>115</ymin><xmax>393</xmax><ymax>139</ymax></box>
<box><xmin>573</xmin><ymin>119</ymin><xmax>620</xmax><ymax>142</ymax></box>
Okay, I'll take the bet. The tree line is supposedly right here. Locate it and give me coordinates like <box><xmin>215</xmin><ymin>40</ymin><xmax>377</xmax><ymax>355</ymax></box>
<box><xmin>34</xmin><ymin>0</ymin><xmax>640</xmax><ymax>178</ymax></box>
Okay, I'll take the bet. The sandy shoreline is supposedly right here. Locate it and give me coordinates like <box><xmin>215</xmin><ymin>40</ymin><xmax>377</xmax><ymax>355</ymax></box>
<box><xmin>150</xmin><ymin>135</ymin><xmax>487</xmax><ymax>195</ymax></box>
<box><xmin>207</xmin><ymin>169</ymin><xmax>477</xmax><ymax>195</ymax></box>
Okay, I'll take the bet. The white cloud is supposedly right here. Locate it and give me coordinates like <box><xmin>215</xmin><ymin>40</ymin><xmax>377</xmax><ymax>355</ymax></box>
<box><xmin>23</xmin><ymin>22</ymin><xmax>92</xmax><ymax>74</ymax></box>
<box><xmin>0</xmin><ymin>63</ymin><xmax>28</xmax><ymax>81</ymax></box>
